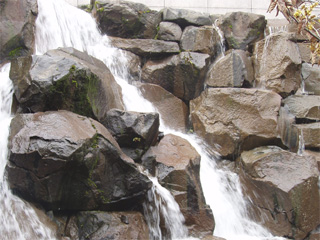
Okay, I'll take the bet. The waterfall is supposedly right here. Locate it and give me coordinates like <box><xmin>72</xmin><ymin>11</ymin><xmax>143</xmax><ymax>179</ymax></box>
<box><xmin>0</xmin><ymin>0</ymin><xmax>286</xmax><ymax>238</ymax></box>
<box><xmin>0</xmin><ymin>64</ymin><xmax>57</xmax><ymax>239</ymax></box>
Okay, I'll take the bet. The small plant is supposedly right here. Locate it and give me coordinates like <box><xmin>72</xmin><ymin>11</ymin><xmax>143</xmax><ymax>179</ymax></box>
<box><xmin>133</xmin><ymin>137</ymin><xmax>141</xmax><ymax>142</ymax></box>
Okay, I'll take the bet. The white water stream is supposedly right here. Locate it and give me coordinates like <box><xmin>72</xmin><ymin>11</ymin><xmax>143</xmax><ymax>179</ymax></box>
<box><xmin>0</xmin><ymin>0</ymin><xmax>286</xmax><ymax>239</ymax></box>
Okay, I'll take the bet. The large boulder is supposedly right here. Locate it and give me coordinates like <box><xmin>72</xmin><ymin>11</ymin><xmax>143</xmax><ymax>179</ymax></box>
<box><xmin>190</xmin><ymin>88</ymin><xmax>282</xmax><ymax>158</ymax></box>
<box><xmin>142</xmin><ymin>134</ymin><xmax>215</xmax><ymax>237</ymax></box>
<box><xmin>0</xmin><ymin>0</ymin><xmax>37</xmax><ymax>63</ymax></box>
<box><xmin>218</xmin><ymin>12</ymin><xmax>266</xmax><ymax>50</ymax></box>
<box><xmin>205</xmin><ymin>49</ymin><xmax>254</xmax><ymax>87</ymax></box>
<box><xmin>6</xmin><ymin>111</ymin><xmax>151</xmax><ymax>211</ymax></box>
<box><xmin>65</xmin><ymin>211</ymin><xmax>149</xmax><ymax>240</ymax></box>
<box><xmin>94</xmin><ymin>1</ymin><xmax>161</xmax><ymax>39</ymax></box>
<box><xmin>163</xmin><ymin>8</ymin><xmax>212</xmax><ymax>28</ymax></box>
<box><xmin>141</xmin><ymin>52</ymin><xmax>210</xmax><ymax>102</ymax></box>
<box><xmin>109</xmin><ymin>37</ymin><xmax>180</xmax><ymax>57</ymax></box>
<box><xmin>158</xmin><ymin>21</ymin><xmax>182</xmax><ymax>42</ymax></box>
<box><xmin>253</xmin><ymin>32</ymin><xmax>302</xmax><ymax>97</ymax></box>
<box><xmin>9</xmin><ymin>47</ymin><xmax>124</xmax><ymax>119</ymax></box>
<box><xmin>239</xmin><ymin>146</ymin><xmax>320</xmax><ymax>239</ymax></box>
<box><xmin>103</xmin><ymin>108</ymin><xmax>160</xmax><ymax>161</ymax></box>
<box><xmin>135</xmin><ymin>82</ymin><xmax>189</xmax><ymax>132</ymax></box>
<box><xmin>180</xmin><ymin>26</ymin><xmax>220</xmax><ymax>56</ymax></box>
<box><xmin>302</xmin><ymin>63</ymin><xmax>320</xmax><ymax>95</ymax></box>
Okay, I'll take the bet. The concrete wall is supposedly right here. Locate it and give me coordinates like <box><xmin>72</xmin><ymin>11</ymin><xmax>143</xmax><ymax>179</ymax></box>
<box><xmin>63</xmin><ymin>0</ymin><xmax>319</xmax><ymax>19</ymax></box>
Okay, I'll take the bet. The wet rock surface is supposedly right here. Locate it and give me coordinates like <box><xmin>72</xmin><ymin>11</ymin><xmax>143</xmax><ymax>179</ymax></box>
<box><xmin>64</xmin><ymin>211</ymin><xmax>149</xmax><ymax>240</ymax></box>
<box><xmin>218</xmin><ymin>12</ymin><xmax>266</xmax><ymax>50</ymax></box>
<box><xmin>103</xmin><ymin>108</ymin><xmax>159</xmax><ymax>162</ymax></box>
<box><xmin>6</xmin><ymin>111</ymin><xmax>151</xmax><ymax>211</ymax></box>
<box><xmin>239</xmin><ymin>146</ymin><xmax>320</xmax><ymax>239</ymax></box>
<box><xmin>141</xmin><ymin>52</ymin><xmax>210</xmax><ymax>101</ymax></box>
<box><xmin>95</xmin><ymin>0</ymin><xmax>161</xmax><ymax>39</ymax></box>
<box><xmin>190</xmin><ymin>88</ymin><xmax>281</xmax><ymax>158</ymax></box>
<box><xmin>253</xmin><ymin>32</ymin><xmax>302</xmax><ymax>97</ymax></box>
<box><xmin>9</xmin><ymin>47</ymin><xmax>124</xmax><ymax>119</ymax></box>
<box><xmin>0</xmin><ymin>0</ymin><xmax>38</xmax><ymax>63</ymax></box>
<box><xmin>143</xmin><ymin>134</ymin><xmax>215</xmax><ymax>237</ymax></box>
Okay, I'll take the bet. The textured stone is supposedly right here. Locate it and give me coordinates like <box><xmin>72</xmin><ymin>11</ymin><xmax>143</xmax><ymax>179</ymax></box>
<box><xmin>0</xmin><ymin>0</ymin><xmax>38</xmax><ymax>63</ymax></box>
<box><xmin>253</xmin><ymin>32</ymin><xmax>302</xmax><ymax>97</ymax></box>
<box><xmin>190</xmin><ymin>88</ymin><xmax>281</xmax><ymax>158</ymax></box>
<box><xmin>6</xmin><ymin>111</ymin><xmax>151</xmax><ymax>211</ymax></box>
<box><xmin>136</xmin><ymin>82</ymin><xmax>189</xmax><ymax>132</ymax></box>
<box><xmin>103</xmin><ymin>108</ymin><xmax>159</xmax><ymax>161</ymax></box>
<box><xmin>180</xmin><ymin>26</ymin><xmax>220</xmax><ymax>55</ymax></box>
<box><xmin>302</xmin><ymin>63</ymin><xmax>320</xmax><ymax>95</ymax></box>
<box><xmin>239</xmin><ymin>146</ymin><xmax>319</xmax><ymax>239</ymax></box>
<box><xmin>95</xmin><ymin>1</ymin><xmax>161</xmax><ymax>39</ymax></box>
<box><xmin>9</xmin><ymin>47</ymin><xmax>124</xmax><ymax>119</ymax></box>
<box><xmin>205</xmin><ymin>49</ymin><xmax>254</xmax><ymax>87</ymax></box>
<box><xmin>65</xmin><ymin>211</ymin><xmax>149</xmax><ymax>240</ymax></box>
<box><xmin>109</xmin><ymin>37</ymin><xmax>180</xmax><ymax>57</ymax></box>
<box><xmin>163</xmin><ymin>8</ymin><xmax>212</xmax><ymax>28</ymax></box>
<box><xmin>218</xmin><ymin>12</ymin><xmax>266</xmax><ymax>50</ymax></box>
<box><xmin>141</xmin><ymin>52</ymin><xmax>210</xmax><ymax>101</ymax></box>
<box><xmin>143</xmin><ymin>134</ymin><xmax>214</xmax><ymax>237</ymax></box>
<box><xmin>158</xmin><ymin>21</ymin><xmax>182</xmax><ymax>42</ymax></box>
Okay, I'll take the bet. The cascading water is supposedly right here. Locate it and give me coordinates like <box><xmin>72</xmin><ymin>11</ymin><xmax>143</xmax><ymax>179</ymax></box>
<box><xmin>1</xmin><ymin>0</ymin><xmax>286</xmax><ymax>238</ymax></box>
<box><xmin>0</xmin><ymin>64</ymin><xmax>57</xmax><ymax>239</ymax></box>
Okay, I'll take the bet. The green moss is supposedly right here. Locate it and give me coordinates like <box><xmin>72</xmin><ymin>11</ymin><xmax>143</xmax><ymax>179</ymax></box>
<box><xmin>48</xmin><ymin>67</ymin><xmax>99</xmax><ymax>119</ymax></box>
<box><xmin>9</xmin><ymin>47</ymin><xmax>23</xmax><ymax>58</ymax></box>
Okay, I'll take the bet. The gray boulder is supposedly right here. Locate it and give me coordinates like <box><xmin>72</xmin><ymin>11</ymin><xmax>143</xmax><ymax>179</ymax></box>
<box><xmin>9</xmin><ymin>47</ymin><xmax>124</xmax><ymax>119</ymax></box>
<box><xmin>163</xmin><ymin>8</ymin><xmax>212</xmax><ymax>28</ymax></box>
<box><xmin>253</xmin><ymin>32</ymin><xmax>302</xmax><ymax>97</ymax></box>
<box><xmin>205</xmin><ymin>49</ymin><xmax>254</xmax><ymax>87</ymax></box>
<box><xmin>95</xmin><ymin>1</ymin><xmax>161</xmax><ymax>39</ymax></box>
<box><xmin>0</xmin><ymin>0</ymin><xmax>37</xmax><ymax>63</ymax></box>
<box><xmin>190</xmin><ymin>88</ymin><xmax>281</xmax><ymax>158</ymax></box>
<box><xmin>109</xmin><ymin>37</ymin><xmax>180</xmax><ymax>57</ymax></box>
<box><xmin>180</xmin><ymin>26</ymin><xmax>220</xmax><ymax>55</ymax></box>
<box><xmin>218</xmin><ymin>12</ymin><xmax>266</xmax><ymax>50</ymax></box>
<box><xmin>141</xmin><ymin>52</ymin><xmax>210</xmax><ymax>101</ymax></box>
<box><xmin>103</xmin><ymin>109</ymin><xmax>160</xmax><ymax>161</ymax></box>
<box><xmin>6</xmin><ymin>111</ymin><xmax>151</xmax><ymax>211</ymax></box>
<box><xmin>65</xmin><ymin>211</ymin><xmax>149</xmax><ymax>240</ymax></box>
<box><xmin>239</xmin><ymin>146</ymin><xmax>319</xmax><ymax>240</ymax></box>
<box><xmin>158</xmin><ymin>21</ymin><xmax>182</xmax><ymax>42</ymax></box>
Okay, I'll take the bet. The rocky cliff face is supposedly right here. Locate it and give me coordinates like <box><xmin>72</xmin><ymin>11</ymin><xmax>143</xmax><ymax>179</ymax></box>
<box><xmin>2</xmin><ymin>0</ymin><xmax>319</xmax><ymax>239</ymax></box>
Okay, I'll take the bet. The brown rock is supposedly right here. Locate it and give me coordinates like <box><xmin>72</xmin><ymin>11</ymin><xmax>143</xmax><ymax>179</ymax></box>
<box><xmin>239</xmin><ymin>146</ymin><xmax>320</xmax><ymax>240</ymax></box>
<box><xmin>205</xmin><ymin>49</ymin><xmax>254</xmax><ymax>88</ymax></box>
<box><xmin>65</xmin><ymin>211</ymin><xmax>149</xmax><ymax>240</ymax></box>
<box><xmin>158</xmin><ymin>21</ymin><xmax>182</xmax><ymax>42</ymax></box>
<box><xmin>9</xmin><ymin>47</ymin><xmax>124</xmax><ymax>119</ymax></box>
<box><xmin>302</xmin><ymin>63</ymin><xmax>320</xmax><ymax>95</ymax></box>
<box><xmin>190</xmin><ymin>88</ymin><xmax>281</xmax><ymax>158</ymax></box>
<box><xmin>180</xmin><ymin>26</ymin><xmax>220</xmax><ymax>55</ymax></box>
<box><xmin>0</xmin><ymin>0</ymin><xmax>38</xmax><ymax>63</ymax></box>
<box><xmin>253</xmin><ymin>32</ymin><xmax>302</xmax><ymax>97</ymax></box>
<box><xmin>141</xmin><ymin>52</ymin><xmax>210</xmax><ymax>101</ymax></box>
<box><xmin>136</xmin><ymin>82</ymin><xmax>189</xmax><ymax>132</ymax></box>
<box><xmin>218</xmin><ymin>12</ymin><xmax>266</xmax><ymax>50</ymax></box>
<box><xmin>143</xmin><ymin>134</ymin><xmax>215</xmax><ymax>237</ymax></box>
<box><xmin>109</xmin><ymin>37</ymin><xmax>180</xmax><ymax>57</ymax></box>
<box><xmin>6</xmin><ymin>111</ymin><xmax>151</xmax><ymax>211</ymax></box>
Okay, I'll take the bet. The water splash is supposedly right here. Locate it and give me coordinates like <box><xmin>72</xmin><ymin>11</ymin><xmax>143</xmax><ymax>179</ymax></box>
<box><xmin>213</xmin><ymin>19</ymin><xmax>226</xmax><ymax>58</ymax></box>
<box><xmin>297</xmin><ymin>130</ymin><xmax>305</xmax><ymax>156</ymax></box>
<box><xmin>143</xmin><ymin>176</ymin><xmax>188</xmax><ymax>240</ymax></box>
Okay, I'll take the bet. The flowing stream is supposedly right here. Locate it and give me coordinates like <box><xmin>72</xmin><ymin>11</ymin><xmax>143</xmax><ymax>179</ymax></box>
<box><xmin>0</xmin><ymin>0</ymin><xmax>286</xmax><ymax>239</ymax></box>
